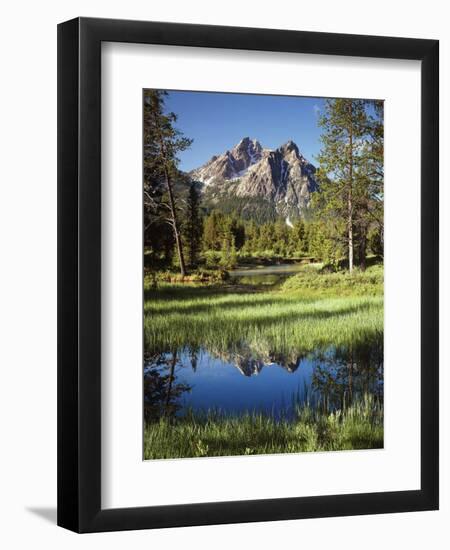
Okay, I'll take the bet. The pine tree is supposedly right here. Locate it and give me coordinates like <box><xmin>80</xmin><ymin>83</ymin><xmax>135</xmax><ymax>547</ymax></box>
<box><xmin>349</xmin><ymin>100</ymin><xmax>384</xmax><ymax>269</ymax></box>
<box><xmin>290</xmin><ymin>219</ymin><xmax>307</xmax><ymax>257</ymax></box>
<box><xmin>219</xmin><ymin>236</ymin><xmax>231</xmax><ymax>269</ymax></box>
<box><xmin>363</xmin><ymin>100</ymin><xmax>384</xmax><ymax>260</ymax></box>
<box><xmin>314</xmin><ymin>99</ymin><xmax>371</xmax><ymax>272</ymax></box>
<box><xmin>143</xmin><ymin>90</ymin><xmax>192</xmax><ymax>276</ymax></box>
<box><xmin>203</xmin><ymin>210</ymin><xmax>222</xmax><ymax>251</ymax></box>
<box><xmin>184</xmin><ymin>183</ymin><xmax>202</xmax><ymax>267</ymax></box>
<box><xmin>228</xmin><ymin>235</ymin><xmax>238</xmax><ymax>268</ymax></box>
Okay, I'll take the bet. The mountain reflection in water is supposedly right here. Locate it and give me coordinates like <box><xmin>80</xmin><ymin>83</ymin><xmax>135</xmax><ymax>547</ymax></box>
<box><xmin>144</xmin><ymin>341</ymin><xmax>383</xmax><ymax>422</ymax></box>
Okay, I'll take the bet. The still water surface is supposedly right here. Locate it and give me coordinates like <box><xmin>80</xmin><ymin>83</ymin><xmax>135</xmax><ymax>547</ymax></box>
<box><xmin>144</xmin><ymin>344</ymin><xmax>383</xmax><ymax>421</ymax></box>
<box><xmin>229</xmin><ymin>263</ymin><xmax>307</xmax><ymax>286</ymax></box>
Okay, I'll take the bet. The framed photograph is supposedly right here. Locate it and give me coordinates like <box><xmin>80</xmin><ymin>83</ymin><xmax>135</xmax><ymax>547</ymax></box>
<box><xmin>57</xmin><ymin>17</ymin><xmax>439</xmax><ymax>532</ymax></box>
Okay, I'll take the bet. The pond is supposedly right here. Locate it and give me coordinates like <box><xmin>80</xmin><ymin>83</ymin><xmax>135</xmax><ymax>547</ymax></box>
<box><xmin>144</xmin><ymin>342</ymin><xmax>383</xmax><ymax>422</ymax></box>
<box><xmin>229</xmin><ymin>263</ymin><xmax>308</xmax><ymax>285</ymax></box>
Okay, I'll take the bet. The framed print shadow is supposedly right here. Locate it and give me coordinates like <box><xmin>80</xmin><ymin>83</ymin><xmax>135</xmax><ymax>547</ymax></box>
<box><xmin>57</xmin><ymin>17</ymin><xmax>439</xmax><ymax>533</ymax></box>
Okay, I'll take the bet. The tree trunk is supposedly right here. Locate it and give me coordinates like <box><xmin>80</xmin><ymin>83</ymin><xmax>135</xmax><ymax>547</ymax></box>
<box><xmin>164</xmin><ymin>168</ymin><xmax>187</xmax><ymax>276</ymax></box>
<box><xmin>348</xmin><ymin>102</ymin><xmax>354</xmax><ymax>273</ymax></box>
<box><xmin>348</xmin><ymin>195</ymin><xmax>353</xmax><ymax>273</ymax></box>
<box><xmin>348</xmin><ymin>347</ymin><xmax>354</xmax><ymax>407</ymax></box>
<box><xmin>359</xmin><ymin>225</ymin><xmax>367</xmax><ymax>270</ymax></box>
<box><xmin>164</xmin><ymin>350</ymin><xmax>177</xmax><ymax>415</ymax></box>
<box><xmin>153</xmin><ymin>109</ymin><xmax>187</xmax><ymax>276</ymax></box>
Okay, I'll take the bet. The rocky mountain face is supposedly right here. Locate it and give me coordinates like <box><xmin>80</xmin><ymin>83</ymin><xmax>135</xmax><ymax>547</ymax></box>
<box><xmin>190</xmin><ymin>137</ymin><xmax>317</xmax><ymax>219</ymax></box>
<box><xmin>210</xmin><ymin>345</ymin><xmax>303</xmax><ymax>377</ymax></box>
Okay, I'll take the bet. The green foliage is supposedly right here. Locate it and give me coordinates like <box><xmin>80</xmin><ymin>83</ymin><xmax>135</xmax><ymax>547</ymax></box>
<box><xmin>182</xmin><ymin>183</ymin><xmax>203</xmax><ymax>267</ymax></box>
<box><xmin>143</xmin><ymin>90</ymin><xmax>193</xmax><ymax>179</ymax></box>
<box><xmin>306</xmin><ymin>220</ymin><xmax>344</xmax><ymax>267</ymax></box>
<box><xmin>368</xmin><ymin>226</ymin><xmax>384</xmax><ymax>257</ymax></box>
<box><xmin>202</xmin><ymin>194</ymin><xmax>278</xmax><ymax>223</ymax></box>
<box><xmin>281</xmin><ymin>264</ymin><xmax>383</xmax><ymax>295</ymax></box>
<box><xmin>289</xmin><ymin>218</ymin><xmax>309</xmax><ymax>256</ymax></box>
<box><xmin>143</xmin><ymin>90</ymin><xmax>194</xmax><ymax>275</ymax></box>
<box><xmin>313</xmin><ymin>99</ymin><xmax>384</xmax><ymax>271</ymax></box>
<box><xmin>203</xmin><ymin>250</ymin><xmax>222</xmax><ymax>268</ymax></box>
<box><xmin>218</xmin><ymin>235</ymin><xmax>238</xmax><ymax>269</ymax></box>
<box><xmin>151</xmin><ymin>268</ymin><xmax>229</xmax><ymax>284</ymax></box>
<box><xmin>202</xmin><ymin>210</ymin><xmax>243</xmax><ymax>251</ymax></box>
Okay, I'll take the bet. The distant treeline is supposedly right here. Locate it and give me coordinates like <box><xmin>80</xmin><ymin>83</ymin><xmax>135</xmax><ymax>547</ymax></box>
<box><xmin>145</xmin><ymin>198</ymin><xmax>383</xmax><ymax>271</ymax></box>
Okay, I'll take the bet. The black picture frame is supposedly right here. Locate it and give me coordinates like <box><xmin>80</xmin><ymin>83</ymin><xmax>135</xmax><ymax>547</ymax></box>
<box><xmin>57</xmin><ymin>17</ymin><xmax>439</xmax><ymax>533</ymax></box>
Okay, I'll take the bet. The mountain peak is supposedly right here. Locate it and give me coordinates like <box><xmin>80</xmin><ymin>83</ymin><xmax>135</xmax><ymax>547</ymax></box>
<box><xmin>237</xmin><ymin>136</ymin><xmax>251</xmax><ymax>145</ymax></box>
<box><xmin>190</xmin><ymin>137</ymin><xmax>317</xmax><ymax>218</ymax></box>
<box><xmin>236</xmin><ymin>136</ymin><xmax>258</xmax><ymax>146</ymax></box>
<box><xmin>280</xmin><ymin>140</ymin><xmax>300</xmax><ymax>156</ymax></box>
<box><xmin>232</xmin><ymin>137</ymin><xmax>262</xmax><ymax>155</ymax></box>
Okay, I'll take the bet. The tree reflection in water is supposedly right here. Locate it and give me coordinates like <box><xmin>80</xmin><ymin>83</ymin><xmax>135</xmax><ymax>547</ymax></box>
<box><xmin>143</xmin><ymin>350</ymin><xmax>192</xmax><ymax>422</ymax></box>
<box><xmin>310</xmin><ymin>340</ymin><xmax>383</xmax><ymax>412</ymax></box>
<box><xmin>144</xmin><ymin>339</ymin><xmax>383</xmax><ymax>421</ymax></box>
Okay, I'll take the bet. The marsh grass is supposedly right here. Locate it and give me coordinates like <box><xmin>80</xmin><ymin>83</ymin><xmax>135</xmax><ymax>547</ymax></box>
<box><xmin>144</xmin><ymin>395</ymin><xmax>383</xmax><ymax>459</ymax></box>
<box><xmin>281</xmin><ymin>264</ymin><xmax>383</xmax><ymax>295</ymax></box>
<box><xmin>144</xmin><ymin>264</ymin><xmax>383</xmax><ymax>355</ymax></box>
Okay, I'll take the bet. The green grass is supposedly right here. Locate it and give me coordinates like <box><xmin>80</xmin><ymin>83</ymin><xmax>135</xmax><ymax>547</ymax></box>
<box><xmin>281</xmin><ymin>263</ymin><xmax>383</xmax><ymax>296</ymax></box>
<box><xmin>144</xmin><ymin>264</ymin><xmax>383</xmax><ymax>356</ymax></box>
<box><xmin>144</xmin><ymin>396</ymin><xmax>383</xmax><ymax>459</ymax></box>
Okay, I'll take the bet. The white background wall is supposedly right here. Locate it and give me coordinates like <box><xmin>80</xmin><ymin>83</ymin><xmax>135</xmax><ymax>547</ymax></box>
<box><xmin>0</xmin><ymin>0</ymin><xmax>448</xmax><ymax>548</ymax></box>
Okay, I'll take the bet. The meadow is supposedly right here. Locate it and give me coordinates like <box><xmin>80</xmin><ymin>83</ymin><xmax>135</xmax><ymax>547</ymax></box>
<box><xmin>143</xmin><ymin>263</ymin><xmax>384</xmax><ymax>459</ymax></box>
<box><xmin>144</xmin><ymin>264</ymin><xmax>383</xmax><ymax>356</ymax></box>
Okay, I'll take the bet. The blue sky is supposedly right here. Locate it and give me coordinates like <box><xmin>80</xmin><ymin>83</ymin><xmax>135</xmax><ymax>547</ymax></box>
<box><xmin>163</xmin><ymin>91</ymin><xmax>326</xmax><ymax>171</ymax></box>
